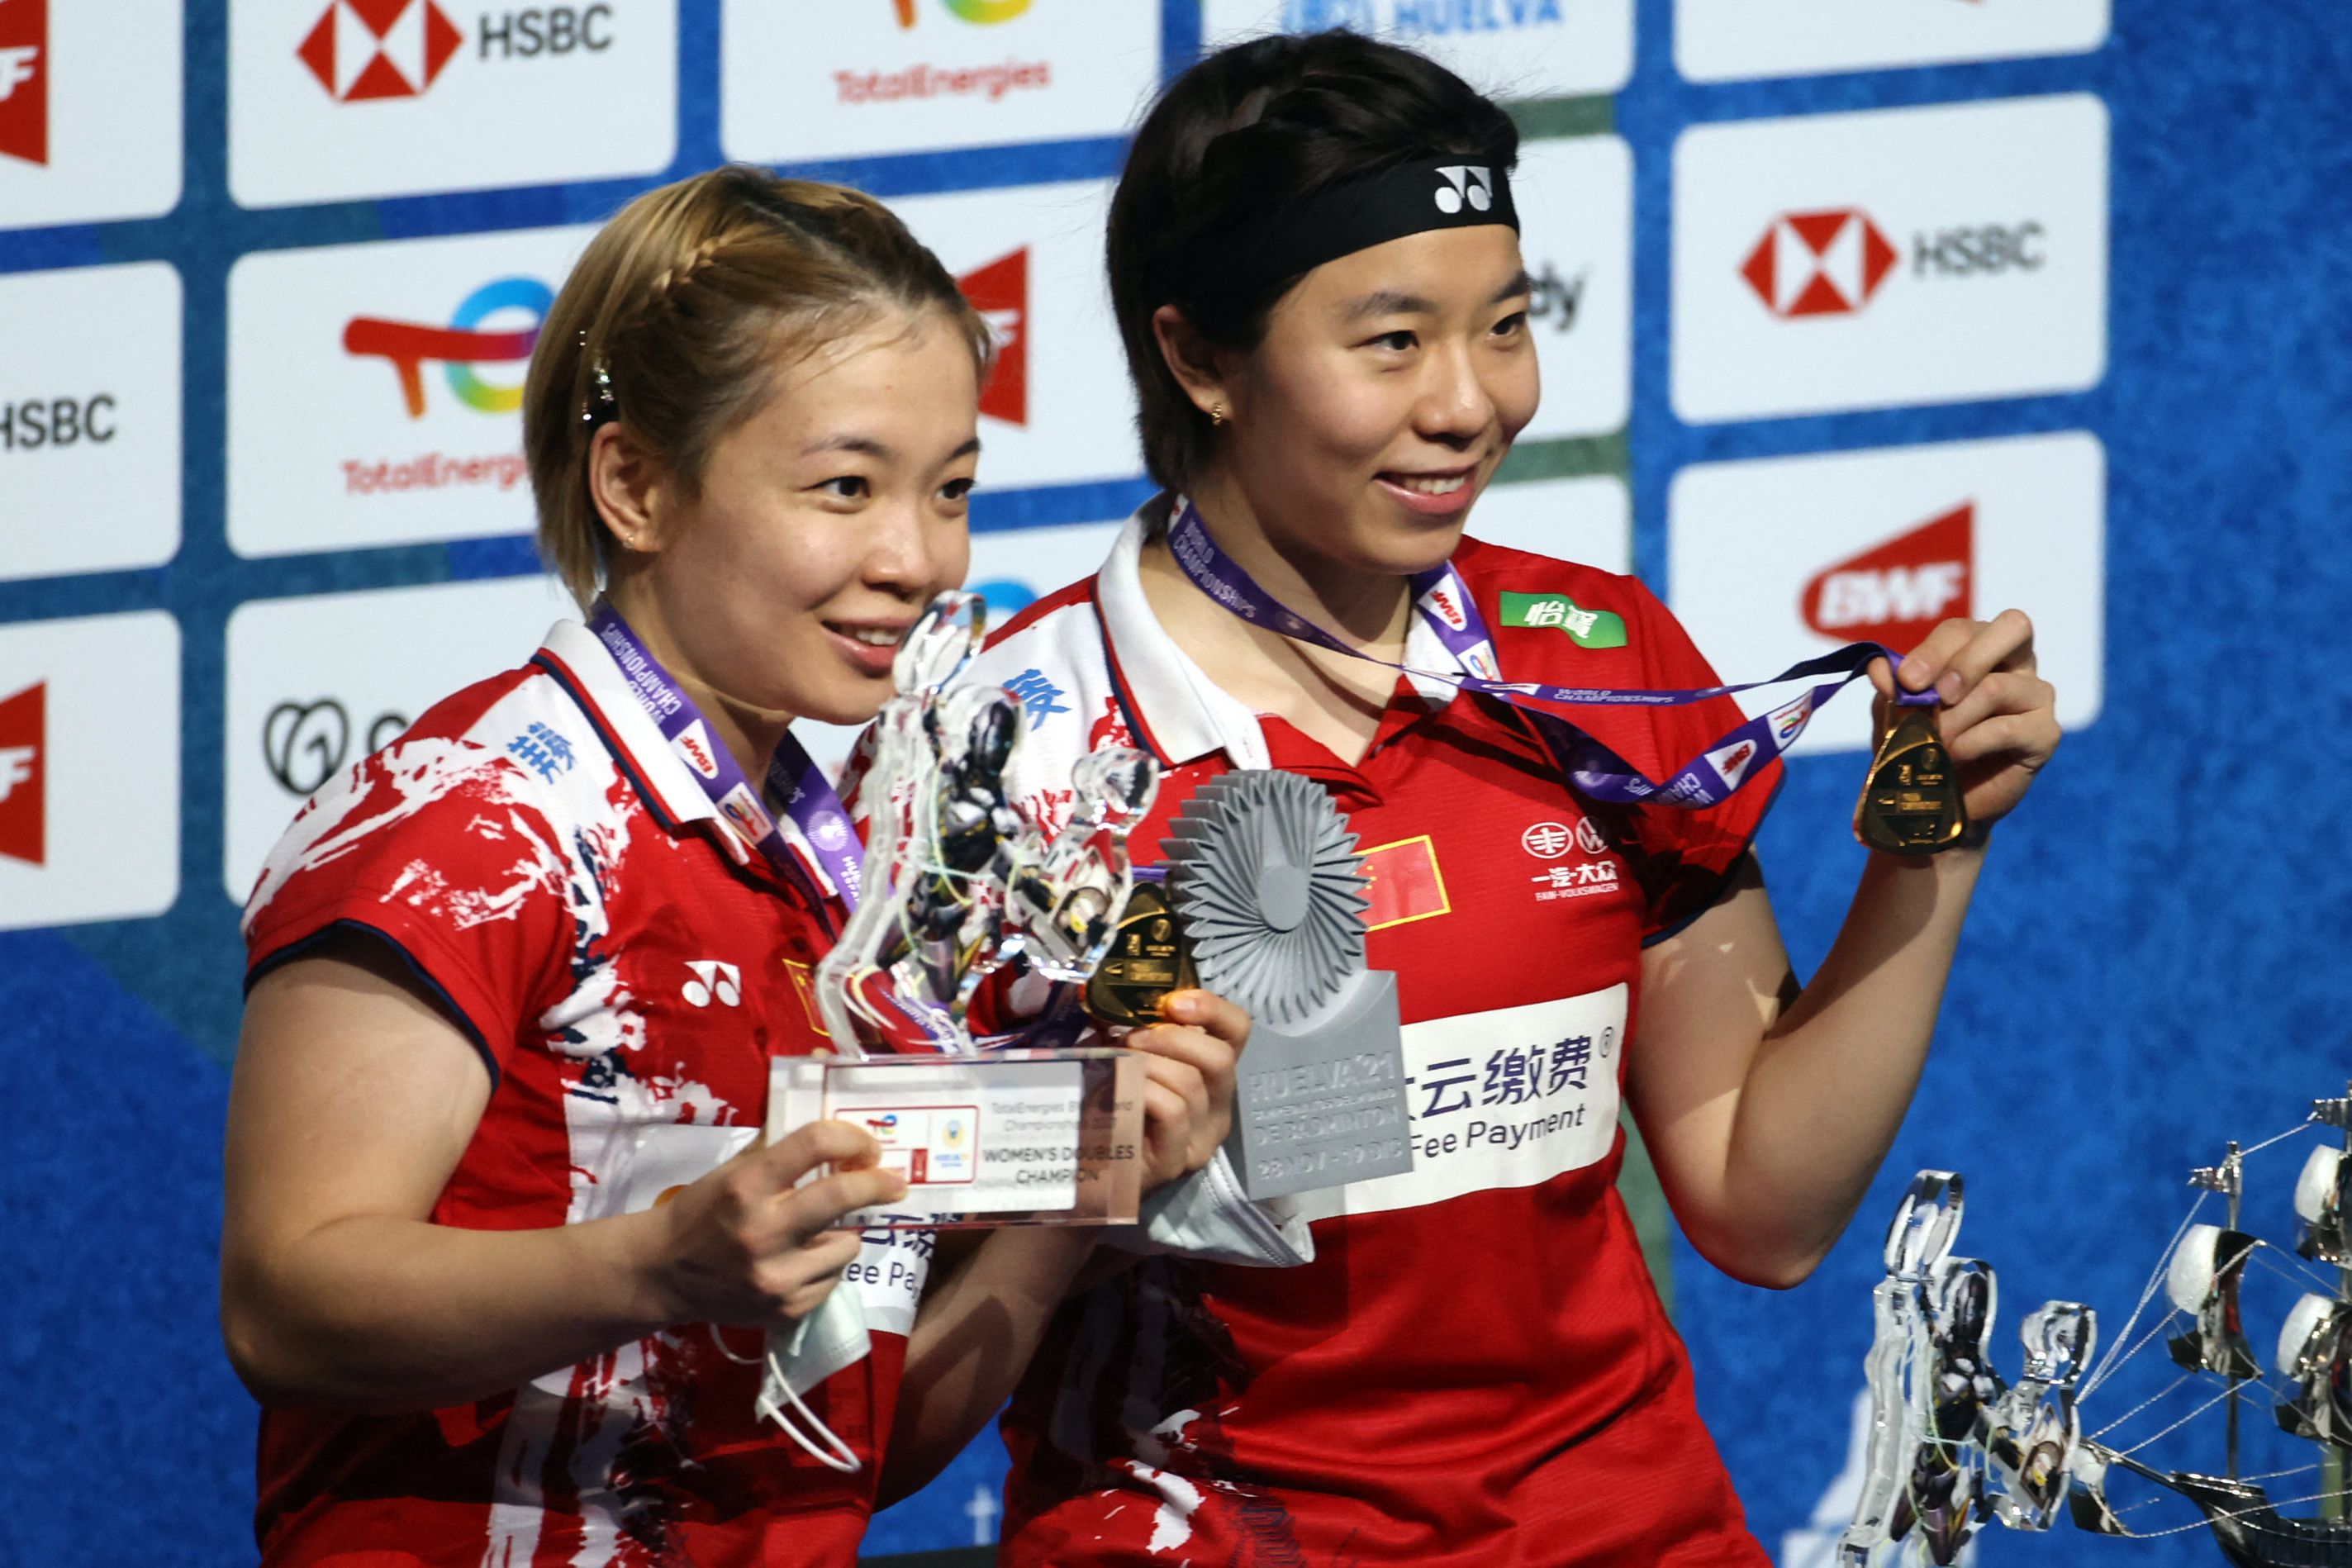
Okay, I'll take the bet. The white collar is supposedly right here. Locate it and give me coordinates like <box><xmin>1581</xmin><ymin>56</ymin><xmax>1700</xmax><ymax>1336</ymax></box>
<box><xmin>1096</xmin><ymin>501</ymin><xmax>1473</xmax><ymax>769</ymax></box>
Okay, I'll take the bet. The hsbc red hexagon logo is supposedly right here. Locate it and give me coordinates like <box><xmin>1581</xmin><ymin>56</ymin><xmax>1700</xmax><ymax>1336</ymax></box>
<box><xmin>1741</xmin><ymin>208</ymin><xmax>1898</xmax><ymax>319</ymax></box>
<box><xmin>1803</xmin><ymin>501</ymin><xmax>1974</xmax><ymax>653</ymax></box>
<box><xmin>301</xmin><ymin>0</ymin><xmax>463</xmax><ymax>102</ymax></box>
<box><xmin>957</xmin><ymin>247</ymin><xmax>1027</xmax><ymax>427</ymax></box>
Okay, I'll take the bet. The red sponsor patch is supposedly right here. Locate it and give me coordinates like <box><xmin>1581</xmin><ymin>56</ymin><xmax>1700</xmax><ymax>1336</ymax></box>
<box><xmin>1802</xmin><ymin>501</ymin><xmax>1974</xmax><ymax>655</ymax></box>
<box><xmin>1359</xmin><ymin>834</ymin><xmax>1448</xmax><ymax>932</ymax></box>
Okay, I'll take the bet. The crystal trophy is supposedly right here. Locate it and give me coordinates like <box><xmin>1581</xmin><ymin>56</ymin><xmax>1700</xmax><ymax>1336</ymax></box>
<box><xmin>791</xmin><ymin>591</ymin><xmax>1155</xmax><ymax>1226</ymax></box>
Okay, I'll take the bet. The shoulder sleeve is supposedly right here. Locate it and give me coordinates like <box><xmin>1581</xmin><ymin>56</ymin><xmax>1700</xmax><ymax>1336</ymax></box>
<box><xmin>240</xmin><ymin>737</ymin><xmax>578</xmax><ymax>1081</ymax></box>
<box><xmin>1615</xmin><ymin>579</ymin><xmax>1782</xmax><ymax>943</ymax></box>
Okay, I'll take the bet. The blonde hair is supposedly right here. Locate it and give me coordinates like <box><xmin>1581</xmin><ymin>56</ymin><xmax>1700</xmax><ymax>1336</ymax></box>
<box><xmin>523</xmin><ymin>165</ymin><xmax>993</xmax><ymax>606</ymax></box>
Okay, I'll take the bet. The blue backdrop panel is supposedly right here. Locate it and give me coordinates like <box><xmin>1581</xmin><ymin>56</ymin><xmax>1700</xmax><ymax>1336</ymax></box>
<box><xmin>4</xmin><ymin>0</ymin><xmax>2350</xmax><ymax>1562</ymax></box>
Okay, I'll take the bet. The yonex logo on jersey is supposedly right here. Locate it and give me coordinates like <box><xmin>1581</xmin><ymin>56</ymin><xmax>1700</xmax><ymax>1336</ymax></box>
<box><xmin>682</xmin><ymin>960</ymin><xmax>741</xmax><ymax>1008</ymax></box>
<box><xmin>1521</xmin><ymin>821</ymin><xmax>1574</xmax><ymax>859</ymax></box>
<box><xmin>1434</xmin><ymin>165</ymin><xmax>1493</xmax><ymax>215</ymax></box>
<box><xmin>1498</xmin><ymin>592</ymin><xmax>1627</xmax><ymax>649</ymax></box>
<box><xmin>1003</xmin><ymin>668</ymin><xmax>1070</xmax><ymax>730</ymax></box>
<box><xmin>0</xmin><ymin>682</ymin><xmax>43</xmax><ymax>867</ymax></box>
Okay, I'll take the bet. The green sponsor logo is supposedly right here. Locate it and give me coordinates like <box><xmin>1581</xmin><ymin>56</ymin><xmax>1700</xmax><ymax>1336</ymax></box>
<box><xmin>1497</xmin><ymin>592</ymin><xmax>1627</xmax><ymax>649</ymax></box>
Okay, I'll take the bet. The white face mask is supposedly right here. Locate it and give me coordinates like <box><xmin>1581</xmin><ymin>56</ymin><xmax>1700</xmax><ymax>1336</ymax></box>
<box><xmin>744</xmin><ymin>1284</ymin><xmax>872</xmax><ymax>1473</ymax></box>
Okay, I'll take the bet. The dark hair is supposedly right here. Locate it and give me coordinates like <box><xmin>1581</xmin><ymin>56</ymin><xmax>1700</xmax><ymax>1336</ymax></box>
<box><xmin>1108</xmin><ymin>31</ymin><xmax>1519</xmax><ymax>489</ymax></box>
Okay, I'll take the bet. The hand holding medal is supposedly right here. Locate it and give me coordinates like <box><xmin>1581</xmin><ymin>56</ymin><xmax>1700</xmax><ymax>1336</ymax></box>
<box><xmin>1860</xmin><ymin>608</ymin><xmax>2060</xmax><ymax>855</ymax></box>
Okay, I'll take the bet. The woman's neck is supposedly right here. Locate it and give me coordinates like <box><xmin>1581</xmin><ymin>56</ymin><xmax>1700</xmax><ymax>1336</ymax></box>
<box><xmin>1178</xmin><ymin>469</ymin><xmax>1412</xmax><ymax>653</ymax></box>
<box><xmin>601</xmin><ymin>582</ymin><xmax>795</xmax><ymax>783</ymax></box>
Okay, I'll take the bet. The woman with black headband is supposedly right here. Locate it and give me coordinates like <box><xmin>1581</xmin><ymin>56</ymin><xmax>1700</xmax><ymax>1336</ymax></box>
<box><xmin>928</xmin><ymin>31</ymin><xmax>2061</xmax><ymax>1566</ymax></box>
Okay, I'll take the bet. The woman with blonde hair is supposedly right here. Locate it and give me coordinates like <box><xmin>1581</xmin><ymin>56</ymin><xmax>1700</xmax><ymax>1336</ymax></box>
<box><xmin>221</xmin><ymin>164</ymin><xmax>1243</xmax><ymax>1567</ymax></box>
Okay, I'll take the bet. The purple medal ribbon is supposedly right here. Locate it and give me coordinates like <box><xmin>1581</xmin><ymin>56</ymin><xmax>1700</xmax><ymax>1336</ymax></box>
<box><xmin>1167</xmin><ymin>499</ymin><xmax>1932</xmax><ymax>810</ymax></box>
<box><xmin>586</xmin><ymin>604</ymin><xmax>864</xmax><ymax>910</ymax></box>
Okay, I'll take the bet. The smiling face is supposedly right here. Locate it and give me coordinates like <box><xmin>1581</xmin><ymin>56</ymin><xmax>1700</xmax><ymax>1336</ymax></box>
<box><xmin>603</xmin><ymin>310</ymin><xmax>981</xmax><ymax>734</ymax></box>
<box><xmin>1206</xmin><ymin>224</ymin><xmax>1539</xmax><ymax>578</ymax></box>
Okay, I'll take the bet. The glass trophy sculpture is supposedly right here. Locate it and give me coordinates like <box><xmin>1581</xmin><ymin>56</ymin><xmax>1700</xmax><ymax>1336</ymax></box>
<box><xmin>781</xmin><ymin>592</ymin><xmax>1155</xmax><ymax>1228</ymax></box>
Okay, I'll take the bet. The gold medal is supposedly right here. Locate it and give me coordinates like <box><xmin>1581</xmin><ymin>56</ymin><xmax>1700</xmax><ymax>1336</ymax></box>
<box><xmin>1082</xmin><ymin>881</ymin><xmax>1198</xmax><ymax>1027</ymax></box>
<box><xmin>1854</xmin><ymin>705</ymin><xmax>1970</xmax><ymax>854</ymax></box>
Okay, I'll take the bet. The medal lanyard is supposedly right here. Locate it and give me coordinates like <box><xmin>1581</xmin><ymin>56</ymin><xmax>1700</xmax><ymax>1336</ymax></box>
<box><xmin>1166</xmin><ymin>499</ymin><xmax>1933</xmax><ymax>810</ymax></box>
<box><xmin>587</xmin><ymin>605</ymin><xmax>864</xmax><ymax>912</ymax></box>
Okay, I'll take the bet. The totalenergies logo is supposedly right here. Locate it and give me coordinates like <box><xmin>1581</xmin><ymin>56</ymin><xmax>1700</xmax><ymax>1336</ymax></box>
<box><xmin>343</xmin><ymin>276</ymin><xmax>552</xmax><ymax>419</ymax></box>
<box><xmin>894</xmin><ymin>0</ymin><xmax>1032</xmax><ymax>23</ymax></box>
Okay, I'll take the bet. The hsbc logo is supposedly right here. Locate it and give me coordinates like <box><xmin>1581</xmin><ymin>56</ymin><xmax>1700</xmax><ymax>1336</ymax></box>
<box><xmin>1435</xmin><ymin>165</ymin><xmax>1493</xmax><ymax>216</ymax></box>
<box><xmin>1742</xmin><ymin>207</ymin><xmax>2053</xmax><ymax>321</ymax></box>
<box><xmin>1677</xmin><ymin>97</ymin><xmax>2105</xmax><ymax>421</ymax></box>
<box><xmin>1803</xmin><ymin>501</ymin><xmax>1973</xmax><ymax>653</ymax></box>
<box><xmin>300</xmin><ymin>2</ymin><xmax>612</xmax><ymax>102</ymax></box>
<box><xmin>1741</xmin><ymin>209</ymin><xmax>1897</xmax><ymax>319</ymax></box>
<box><xmin>0</xmin><ymin>0</ymin><xmax>45</xmax><ymax>166</ymax></box>
<box><xmin>0</xmin><ymin>681</ymin><xmax>42</xmax><ymax>867</ymax></box>
<box><xmin>957</xmin><ymin>248</ymin><xmax>1027</xmax><ymax>427</ymax></box>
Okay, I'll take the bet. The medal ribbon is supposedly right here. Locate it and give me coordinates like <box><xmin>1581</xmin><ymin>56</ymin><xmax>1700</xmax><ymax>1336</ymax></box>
<box><xmin>1166</xmin><ymin>499</ymin><xmax>1932</xmax><ymax>809</ymax></box>
<box><xmin>586</xmin><ymin>604</ymin><xmax>864</xmax><ymax>910</ymax></box>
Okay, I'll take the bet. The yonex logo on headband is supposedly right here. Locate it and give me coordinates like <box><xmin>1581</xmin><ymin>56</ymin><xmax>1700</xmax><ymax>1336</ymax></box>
<box><xmin>1434</xmin><ymin>167</ymin><xmax>1494</xmax><ymax>216</ymax></box>
<box><xmin>1154</xmin><ymin>155</ymin><xmax>1518</xmax><ymax>301</ymax></box>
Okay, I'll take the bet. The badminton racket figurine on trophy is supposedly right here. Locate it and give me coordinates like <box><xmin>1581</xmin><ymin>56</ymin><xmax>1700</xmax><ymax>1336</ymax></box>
<box><xmin>773</xmin><ymin>592</ymin><xmax>1154</xmax><ymax>1229</ymax></box>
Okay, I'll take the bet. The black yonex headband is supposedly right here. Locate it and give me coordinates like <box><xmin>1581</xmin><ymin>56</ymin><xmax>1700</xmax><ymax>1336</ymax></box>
<box><xmin>1149</xmin><ymin>155</ymin><xmax>1519</xmax><ymax>301</ymax></box>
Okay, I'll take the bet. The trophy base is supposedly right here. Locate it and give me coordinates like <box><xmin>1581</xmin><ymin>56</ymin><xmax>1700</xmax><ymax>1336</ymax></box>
<box><xmin>1225</xmin><ymin>970</ymin><xmax>1413</xmax><ymax>1201</ymax></box>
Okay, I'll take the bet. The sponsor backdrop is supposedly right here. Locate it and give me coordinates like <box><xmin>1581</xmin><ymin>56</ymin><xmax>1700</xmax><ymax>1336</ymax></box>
<box><xmin>2</xmin><ymin>0</ymin><xmax>2348</xmax><ymax>1561</ymax></box>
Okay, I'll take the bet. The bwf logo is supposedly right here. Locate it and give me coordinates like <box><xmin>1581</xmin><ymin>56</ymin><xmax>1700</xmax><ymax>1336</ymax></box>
<box><xmin>0</xmin><ymin>681</ymin><xmax>44</xmax><ymax>867</ymax></box>
<box><xmin>0</xmin><ymin>0</ymin><xmax>47</xmax><ymax>167</ymax></box>
<box><xmin>1434</xmin><ymin>166</ymin><xmax>1493</xmax><ymax>216</ymax></box>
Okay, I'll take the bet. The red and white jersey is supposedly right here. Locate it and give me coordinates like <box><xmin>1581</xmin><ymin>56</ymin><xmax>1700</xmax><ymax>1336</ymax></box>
<box><xmin>241</xmin><ymin>619</ymin><xmax>929</xmax><ymax>1568</ymax></box>
<box><xmin>972</xmin><ymin>501</ymin><xmax>1779</xmax><ymax>1566</ymax></box>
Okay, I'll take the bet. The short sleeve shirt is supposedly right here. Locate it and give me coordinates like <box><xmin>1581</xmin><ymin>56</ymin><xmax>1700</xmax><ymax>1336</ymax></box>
<box><xmin>240</xmin><ymin>620</ymin><xmax>931</xmax><ymax>1568</ymax></box>
<box><xmin>967</xmin><ymin>503</ymin><xmax>1779</xmax><ymax>1567</ymax></box>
